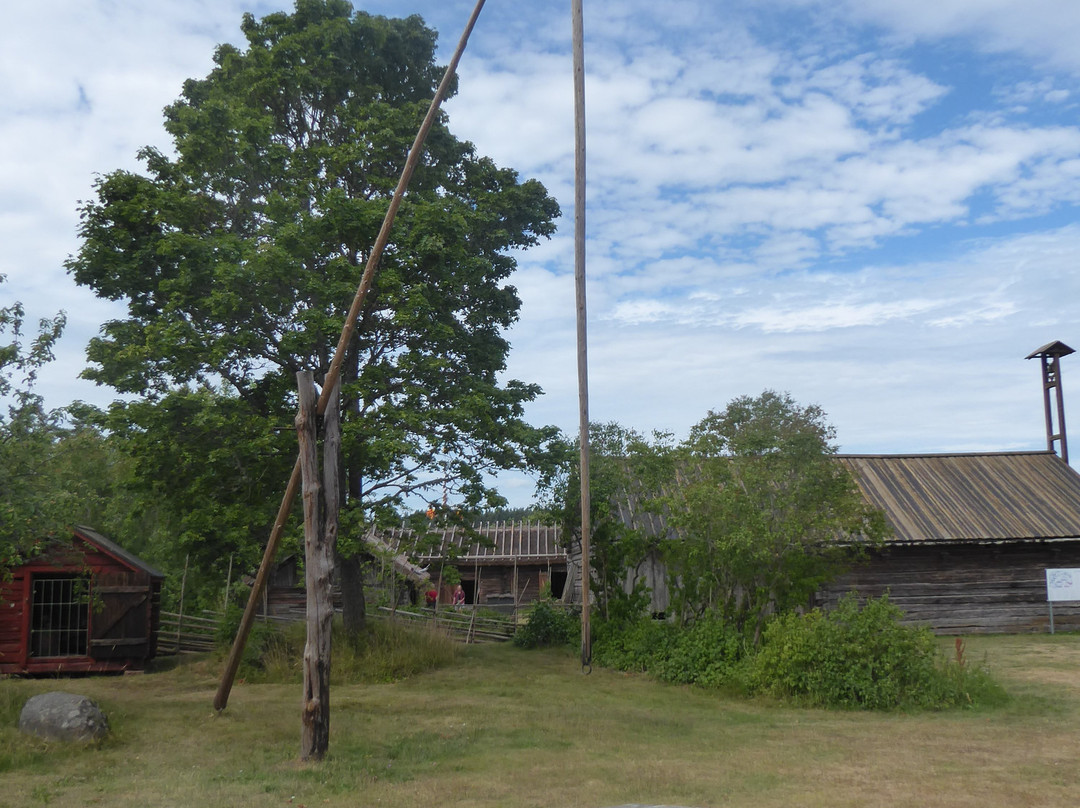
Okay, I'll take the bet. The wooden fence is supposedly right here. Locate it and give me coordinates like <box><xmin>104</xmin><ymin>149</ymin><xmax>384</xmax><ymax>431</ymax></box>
<box><xmin>157</xmin><ymin>611</ymin><xmax>219</xmax><ymax>655</ymax></box>
<box><xmin>375</xmin><ymin>606</ymin><xmax>517</xmax><ymax>643</ymax></box>
<box><xmin>155</xmin><ymin>605</ymin><xmax>517</xmax><ymax>656</ymax></box>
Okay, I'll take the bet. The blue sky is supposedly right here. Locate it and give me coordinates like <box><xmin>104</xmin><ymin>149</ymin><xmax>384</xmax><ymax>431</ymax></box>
<box><xmin>4</xmin><ymin>0</ymin><xmax>1080</xmax><ymax>506</ymax></box>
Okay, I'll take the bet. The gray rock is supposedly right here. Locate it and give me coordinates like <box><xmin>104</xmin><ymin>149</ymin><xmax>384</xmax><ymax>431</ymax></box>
<box><xmin>18</xmin><ymin>692</ymin><xmax>110</xmax><ymax>743</ymax></box>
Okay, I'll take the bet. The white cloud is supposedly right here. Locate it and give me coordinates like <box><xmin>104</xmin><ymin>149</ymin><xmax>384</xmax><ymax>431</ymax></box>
<box><xmin>775</xmin><ymin>0</ymin><xmax>1080</xmax><ymax>74</ymax></box>
<box><xmin>6</xmin><ymin>0</ymin><xmax>1080</xmax><ymax>509</ymax></box>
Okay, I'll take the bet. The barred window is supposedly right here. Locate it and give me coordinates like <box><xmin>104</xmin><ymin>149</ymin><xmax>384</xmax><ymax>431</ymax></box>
<box><xmin>29</xmin><ymin>576</ymin><xmax>89</xmax><ymax>658</ymax></box>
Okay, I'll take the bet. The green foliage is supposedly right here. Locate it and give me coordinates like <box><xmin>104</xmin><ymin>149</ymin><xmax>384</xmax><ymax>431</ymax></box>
<box><xmin>513</xmin><ymin>601</ymin><xmax>580</xmax><ymax>649</ymax></box>
<box><xmin>548</xmin><ymin>394</ymin><xmax>888</xmax><ymax>644</ymax></box>
<box><xmin>661</xmin><ymin>391</ymin><xmax>889</xmax><ymax>641</ymax></box>
<box><xmin>743</xmin><ymin>594</ymin><xmax>1007</xmax><ymax>710</ymax></box>
<box><xmin>64</xmin><ymin>1</ymin><xmax>562</xmax><ymax>599</ymax></box>
<box><xmin>594</xmin><ymin>616</ymin><xmax>746</xmax><ymax>687</ymax></box>
<box><xmin>438</xmin><ymin>564</ymin><xmax>461</xmax><ymax>588</ymax></box>
<box><xmin>217</xmin><ymin>599</ymin><xmax>288</xmax><ymax>679</ymax></box>
<box><xmin>593</xmin><ymin>617</ymin><xmax>676</xmax><ymax>672</ymax></box>
<box><xmin>0</xmin><ymin>276</ymin><xmax>69</xmax><ymax>567</ymax></box>
<box><xmin>552</xmin><ymin>422</ymin><xmax>671</xmax><ymax>623</ymax></box>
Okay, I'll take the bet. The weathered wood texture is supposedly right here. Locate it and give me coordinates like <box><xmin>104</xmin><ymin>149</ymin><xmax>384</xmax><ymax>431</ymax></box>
<box><xmin>818</xmin><ymin>542</ymin><xmax>1080</xmax><ymax>633</ymax></box>
<box><xmin>836</xmin><ymin>451</ymin><xmax>1080</xmax><ymax>542</ymax></box>
<box><xmin>297</xmin><ymin>372</ymin><xmax>336</xmax><ymax>761</ymax></box>
<box><xmin>382</xmin><ymin>521</ymin><xmax>567</xmax><ymax>607</ymax></box>
<box><xmin>0</xmin><ymin>527</ymin><xmax>163</xmax><ymax>674</ymax></box>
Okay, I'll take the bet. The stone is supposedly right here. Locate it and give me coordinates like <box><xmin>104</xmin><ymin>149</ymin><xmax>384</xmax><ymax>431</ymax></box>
<box><xmin>18</xmin><ymin>692</ymin><xmax>110</xmax><ymax>743</ymax></box>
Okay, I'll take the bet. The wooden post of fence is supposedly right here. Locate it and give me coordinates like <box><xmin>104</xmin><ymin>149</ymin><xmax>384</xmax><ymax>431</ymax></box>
<box><xmin>224</xmin><ymin>555</ymin><xmax>233</xmax><ymax>614</ymax></box>
<box><xmin>297</xmin><ymin>372</ymin><xmax>338</xmax><ymax>761</ymax></box>
<box><xmin>176</xmin><ymin>554</ymin><xmax>189</xmax><ymax>653</ymax></box>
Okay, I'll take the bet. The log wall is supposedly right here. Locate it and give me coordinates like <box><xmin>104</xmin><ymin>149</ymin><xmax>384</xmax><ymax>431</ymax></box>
<box><xmin>817</xmin><ymin>542</ymin><xmax>1080</xmax><ymax>634</ymax></box>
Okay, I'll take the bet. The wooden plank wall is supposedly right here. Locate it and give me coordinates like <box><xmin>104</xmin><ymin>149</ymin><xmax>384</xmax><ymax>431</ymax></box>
<box><xmin>465</xmin><ymin>563</ymin><xmax>551</xmax><ymax>604</ymax></box>
<box><xmin>0</xmin><ymin>573</ymin><xmax>26</xmax><ymax>669</ymax></box>
<box><xmin>818</xmin><ymin>542</ymin><xmax>1080</xmax><ymax>634</ymax></box>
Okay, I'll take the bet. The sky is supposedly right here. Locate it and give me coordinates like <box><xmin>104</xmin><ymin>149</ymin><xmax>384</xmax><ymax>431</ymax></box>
<box><xmin>3</xmin><ymin>0</ymin><xmax>1080</xmax><ymax>507</ymax></box>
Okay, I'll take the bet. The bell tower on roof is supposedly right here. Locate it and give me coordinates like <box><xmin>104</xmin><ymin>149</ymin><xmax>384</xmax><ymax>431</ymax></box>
<box><xmin>1026</xmin><ymin>340</ymin><xmax>1075</xmax><ymax>463</ymax></box>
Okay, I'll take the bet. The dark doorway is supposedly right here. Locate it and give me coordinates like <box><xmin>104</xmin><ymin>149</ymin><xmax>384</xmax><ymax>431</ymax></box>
<box><xmin>549</xmin><ymin>570</ymin><xmax>567</xmax><ymax>599</ymax></box>
<box><xmin>461</xmin><ymin>579</ymin><xmax>477</xmax><ymax>604</ymax></box>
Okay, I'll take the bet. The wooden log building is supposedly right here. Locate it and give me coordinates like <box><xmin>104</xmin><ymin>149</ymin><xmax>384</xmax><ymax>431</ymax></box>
<box><xmin>384</xmin><ymin>521</ymin><xmax>567</xmax><ymax>609</ymax></box>
<box><xmin>818</xmin><ymin>450</ymin><xmax>1080</xmax><ymax>633</ymax></box>
<box><xmin>0</xmin><ymin>526</ymin><xmax>164</xmax><ymax>674</ymax></box>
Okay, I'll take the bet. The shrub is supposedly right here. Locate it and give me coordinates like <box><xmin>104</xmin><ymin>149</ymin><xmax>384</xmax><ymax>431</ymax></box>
<box><xmin>593</xmin><ymin>617</ymin><xmax>675</xmax><ymax>672</ymax></box>
<box><xmin>593</xmin><ymin>615</ymin><xmax>746</xmax><ymax>687</ymax></box>
<box><xmin>741</xmin><ymin>593</ymin><xmax>1006</xmax><ymax>710</ymax></box>
<box><xmin>216</xmin><ymin>602</ymin><xmax>289</xmax><ymax>680</ymax></box>
<box><xmin>513</xmin><ymin>601</ymin><xmax>579</xmax><ymax>649</ymax></box>
<box><xmin>653</xmin><ymin>617</ymin><xmax>746</xmax><ymax>687</ymax></box>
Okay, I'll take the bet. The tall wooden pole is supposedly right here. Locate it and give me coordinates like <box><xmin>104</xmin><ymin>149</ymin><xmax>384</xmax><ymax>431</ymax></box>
<box><xmin>214</xmin><ymin>0</ymin><xmax>488</xmax><ymax>712</ymax></box>
<box><xmin>298</xmin><ymin>373</ymin><xmax>339</xmax><ymax>761</ymax></box>
<box><xmin>572</xmin><ymin>0</ymin><xmax>592</xmax><ymax>669</ymax></box>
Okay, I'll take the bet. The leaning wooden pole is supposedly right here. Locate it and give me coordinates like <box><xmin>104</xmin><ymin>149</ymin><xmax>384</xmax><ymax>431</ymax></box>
<box><xmin>571</xmin><ymin>0</ymin><xmax>592</xmax><ymax>669</ymax></box>
<box><xmin>213</xmin><ymin>0</ymin><xmax>488</xmax><ymax>712</ymax></box>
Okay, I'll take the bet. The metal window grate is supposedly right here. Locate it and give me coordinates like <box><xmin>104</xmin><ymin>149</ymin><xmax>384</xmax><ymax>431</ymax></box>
<box><xmin>30</xmin><ymin>577</ymin><xmax>89</xmax><ymax>658</ymax></box>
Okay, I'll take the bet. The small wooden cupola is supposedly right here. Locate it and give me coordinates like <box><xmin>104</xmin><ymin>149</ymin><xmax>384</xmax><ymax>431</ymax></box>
<box><xmin>1027</xmin><ymin>340</ymin><xmax>1075</xmax><ymax>463</ymax></box>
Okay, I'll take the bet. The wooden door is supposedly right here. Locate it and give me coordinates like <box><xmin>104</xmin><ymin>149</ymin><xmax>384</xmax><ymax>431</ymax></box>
<box><xmin>90</xmin><ymin>571</ymin><xmax>151</xmax><ymax>660</ymax></box>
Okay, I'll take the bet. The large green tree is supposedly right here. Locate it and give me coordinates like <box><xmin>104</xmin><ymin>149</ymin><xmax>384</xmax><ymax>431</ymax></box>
<box><xmin>660</xmin><ymin>391</ymin><xmax>888</xmax><ymax>643</ymax></box>
<box><xmin>65</xmin><ymin>0</ymin><xmax>561</xmax><ymax>623</ymax></box>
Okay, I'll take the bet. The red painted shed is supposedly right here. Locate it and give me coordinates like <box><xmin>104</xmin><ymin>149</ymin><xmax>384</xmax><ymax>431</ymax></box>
<box><xmin>0</xmin><ymin>526</ymin><xmax>164</xmax><ymax>674</ymax></box>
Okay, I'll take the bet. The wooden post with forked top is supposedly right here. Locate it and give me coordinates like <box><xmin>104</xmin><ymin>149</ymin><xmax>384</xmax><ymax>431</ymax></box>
<box><xmin>297</xmin><ymin>372</ymin><xmax>340</xmax><ymax>761</ymax></box>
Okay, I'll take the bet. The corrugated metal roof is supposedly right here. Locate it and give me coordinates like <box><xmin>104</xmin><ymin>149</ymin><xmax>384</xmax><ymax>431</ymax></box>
<box><xmin>381</xmin><ymin>520</ymin><xmax>565</xmax><ymax>563</ymax></box>
<box><xmin>835</xmin><ymin>451</ymin><xmax>1080</xmax><ymax>544</ymax></box>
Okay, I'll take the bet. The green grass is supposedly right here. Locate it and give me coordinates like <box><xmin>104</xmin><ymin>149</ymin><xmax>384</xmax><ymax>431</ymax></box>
<box><xmin>2</xmin><ymin>632</ymin><xmax>1080</xmax><ymax>807</ymax></box>
<box><xmin>240</xmin><ymin>616</ymin><xmax>460</xmax><ymax>685</ymax></box>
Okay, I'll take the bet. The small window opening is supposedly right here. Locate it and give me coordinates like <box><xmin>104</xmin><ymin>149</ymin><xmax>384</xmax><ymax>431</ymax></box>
<box><xmin>30</xmin><ymin>576</ymin><xmax>89</xmax><ymax>657</ymax></box>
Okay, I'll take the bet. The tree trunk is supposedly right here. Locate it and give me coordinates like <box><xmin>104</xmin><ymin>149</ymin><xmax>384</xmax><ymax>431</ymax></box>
<box><xmin>337</xmin><ymin>552</ymin><xmax>367</xmax><ymax>639</ymax></box>
<box><xmin>337</xmin><ymin>344</ymin><xmax>368</xmax><ymax>639</ymax></box>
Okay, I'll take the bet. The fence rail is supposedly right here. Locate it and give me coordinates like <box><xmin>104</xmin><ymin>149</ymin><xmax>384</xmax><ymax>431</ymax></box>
<box><xmin>155</xmin><ymin>604</ymin><xmax>519</xmax><ymax>656</ymax></box>
<box><xmin>157</xmin><ymin>610</ymin><xmax>219</xmax><ymax>655</ymax></box>
<box><xmin>376</xmin><ymin>606</ymin><xmax>517</xmax><ymax>643</ymax></box>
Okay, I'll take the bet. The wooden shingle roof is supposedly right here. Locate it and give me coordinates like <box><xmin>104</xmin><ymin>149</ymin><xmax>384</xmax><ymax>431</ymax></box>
<box><xmin>382</xmin><ymin>520</ymin><xmax>565</xmax><ymax>563</ymax></box>
<box><xmin>836</xmin><ymin>451</ymin><xmax>1080</xmax><ymax>544</ymax></box>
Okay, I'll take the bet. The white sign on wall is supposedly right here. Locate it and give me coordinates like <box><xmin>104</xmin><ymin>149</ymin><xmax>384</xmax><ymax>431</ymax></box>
<box><xmin>1046</xmin><ymin>568</ymin><xmax>1080</xmax><ymax>602</ymax></box>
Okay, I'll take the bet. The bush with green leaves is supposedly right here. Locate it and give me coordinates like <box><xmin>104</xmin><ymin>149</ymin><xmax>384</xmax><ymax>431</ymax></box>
<box><xmin>593</xmin><ymin>616</ymin><xmax>674</xmax><ymax>672</ymax></box>
<box><xmin>593</xmin><ymin>615</ymin><xmax>746</xmax><ymax>687</ymax></box>
<box><xmin>513</xmin><ymin>601</ymin><xmax>579</xmax><ymax>649</ymax></box>
<box><xmin>742</xmin><ymin>593</ymin><xmax>1007</xmax><ymax>709</ymax></box>
<box><xmin>653</xmin><ymin>617</ymin><xmax>746</xmax><ymax>686</ymax></box>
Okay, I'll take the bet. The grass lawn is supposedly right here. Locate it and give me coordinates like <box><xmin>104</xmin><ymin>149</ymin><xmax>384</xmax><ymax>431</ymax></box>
<box><xmin>3</xmin><ymin>633</ymin><xmax>1080</xmax><ymax>808</ymax></box>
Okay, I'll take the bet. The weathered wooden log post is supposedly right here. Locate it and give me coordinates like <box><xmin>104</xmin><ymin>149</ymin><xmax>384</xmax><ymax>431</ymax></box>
<box><xmin>297</xmin><ymin>372</ymin><xmax>339</xmax><ymax>761</ymax></box>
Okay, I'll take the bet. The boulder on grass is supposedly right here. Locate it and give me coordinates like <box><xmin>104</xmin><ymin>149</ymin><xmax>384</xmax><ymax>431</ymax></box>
<box><xmin>18</xmin><ymin>692</ymin><xmax>110</xmax><ymax>743</ymax></box>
